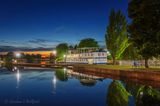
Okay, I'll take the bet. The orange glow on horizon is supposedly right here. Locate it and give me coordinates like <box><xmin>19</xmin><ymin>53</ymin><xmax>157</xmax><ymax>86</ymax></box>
<box><xmin>22</xmin><ymin>51</ymin><xmax>53</xmax><ymax>57</ymax></box>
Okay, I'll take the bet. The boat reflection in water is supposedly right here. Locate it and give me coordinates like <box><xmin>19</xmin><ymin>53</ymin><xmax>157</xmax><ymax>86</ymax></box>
<box><xmin>68</xmin><ymin>69</ymin><xmax>160</xmax><ymax>106</ymax></box>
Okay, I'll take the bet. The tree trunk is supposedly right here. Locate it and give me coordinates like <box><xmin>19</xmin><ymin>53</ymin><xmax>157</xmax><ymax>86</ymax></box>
<box><xmin>145</xmin><ymin>58</ymin><xmax>149</xmax><ymax>68</ymax></box>
<box><xmin>113</xmin><ymin>57</ymin><xmax>116</xmax><ymax>65</ymax></box>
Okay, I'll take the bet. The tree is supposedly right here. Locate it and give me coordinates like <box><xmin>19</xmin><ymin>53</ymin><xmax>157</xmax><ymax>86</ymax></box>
<box><xmin>56</xmin><ymin>43</ymin><xmax>68</xmax><ymax>61</ymax></box>
<box><xmin>105</xmin><ymin>9</ymin><xmax>130</xmax><ymax>65</ymax></box>
<box><xmin>78</xmin><ymin>38</ymin><xmax>99</xmax><ymax>48</ymax></box>
<box><xmin>74</xmin><ymin>44</ymin><xmax>78</xmax><ymax>49</ymax></box>
<box><xmin>4</xmin><ymin>52</ymin><xmax>14</xmax><ymax>70</ymax></box>
<box><xmin>68</xmin><ymin>45</ymin><xmax>74</xmax><ymax>50</ymax></box>
<box><xmin>122</xmin><ymin>42</ymin><xmax>141</xmax><ymax>60</ymax></box>
<box><xmin>24</xmin><ymin>54</ymin><xmax>35</xmax><ymax>63</ymax></box>
<box><xmin>128</xmin><ymin>0</ymin><xmax>160</xmax><ymax>68</ymax></box>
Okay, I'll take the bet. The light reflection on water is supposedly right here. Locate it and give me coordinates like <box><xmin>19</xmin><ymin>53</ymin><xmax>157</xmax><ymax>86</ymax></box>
<box><xmin>0</xmin><ymin>67</ymin><xmax>159</xmax><ymax>106</ymax></box>
<box><xmin>52</xmin><ymin>74</ymin><xmax>57</xmax><ymax>94</ymax></box>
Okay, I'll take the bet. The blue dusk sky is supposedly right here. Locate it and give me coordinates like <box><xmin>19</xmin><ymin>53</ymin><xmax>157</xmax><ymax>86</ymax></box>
<box><xmin>0</xmin><ymin>0</ymin><xmax>129</xmax><ymax>49</ymax></box>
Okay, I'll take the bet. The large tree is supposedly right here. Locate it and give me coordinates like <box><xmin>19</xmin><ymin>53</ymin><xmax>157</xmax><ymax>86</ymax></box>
<box><xmin>128</xmin><ymin>0</ymin><xmax>160</xmax><ymax>68</ymax></box>
<box><xmin>78</xmin><ymin>38</ymin><xmax>99</xmax><ymax>48</ymax></box>
<box><xmin>105</xmin><ymin>9</ymin><xmax>130</xmax><ymax>65</ymax></box>
<box><xmin>56</xmin><ymin>43</ymin><xmax>68</xmax><ymax>61</ymax></box>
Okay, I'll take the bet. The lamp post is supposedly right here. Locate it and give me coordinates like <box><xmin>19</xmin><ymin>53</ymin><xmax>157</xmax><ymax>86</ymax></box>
<box><xmin>63</xmin><ymin>54</ymin><xmax>66</xmax><ymax>65</ymax></box>
<box><xmin>53</xmin><ymin>50</ymin><xmax>57</xmax><ymax>64</ymax></box>
<box><xmin>15</xmin><ymin>53</ymin><xmax>21</xmax><ymax>65</ymax></box>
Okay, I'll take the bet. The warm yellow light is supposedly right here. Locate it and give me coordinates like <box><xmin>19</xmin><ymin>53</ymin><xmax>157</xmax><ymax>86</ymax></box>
<box><xmin>53</xmin><ymin>50</ymin><xmax>57</xmax><ymax>55</ymax></box>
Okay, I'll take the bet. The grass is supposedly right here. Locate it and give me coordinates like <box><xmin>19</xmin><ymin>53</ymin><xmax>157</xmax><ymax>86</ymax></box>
<box><xmin>74</xmin><ymin>64</ymin><xmax>160</xmax><ymax>71</ymax></box>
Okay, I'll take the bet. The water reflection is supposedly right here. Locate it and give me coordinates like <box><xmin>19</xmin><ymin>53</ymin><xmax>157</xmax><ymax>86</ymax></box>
<box><xmin>66</xmin><ymin>70</ymin><xmax>104</xmax><ymax>87</ymax></box>
<box><xmin>52</xmin><ymin>75</ymin><xmax>57</xmax><ymax>94</ymax></box>
<box><xmin>14</xmin><ymin>67</ymin><xmax>21</xmax><ymax>88</ymax></box>
<box><xmin>106</xmin><ymin>80</ymin><xmax>160</xmax><ymax>106</ymax></box>
<box><xmin>125</xmin><ymin>82</ymin><xmax>160</xmax><ymax>106</ymax></box>
<box><xmin>80</xmin><ymin>79</ymin><xmax>97</xmax><ymax>87</ymax></box>
<box><xmin>106</xmin><ymin>80</ymin><xmax>131</xmax><ymax>106</ymax></box>
<box><xmin>1</xmin><ymin>67</ymin><xmax>160</xmax><ymax>106</ymax></box>
<box><xmin>55</xmin><ymin>68</ymin><xmax>68</xmax><ymax>81</ymax></box>
<box><xmin>134</xmin><ymin>86</ymin><xmax>160</xmax><ymax>106</ymax></box>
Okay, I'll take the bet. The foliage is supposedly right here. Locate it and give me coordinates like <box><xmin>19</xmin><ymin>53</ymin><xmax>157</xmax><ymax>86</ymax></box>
<box><xmin>122</xmin><ymin>42</ymin><xmax>142</xmax><ymax>60</ymax></box>
<box><xmin>23</xmin><ymin>54</ymin><xmax>41</xmax><ymax>63</ymax></box>
<box><xmin>78</xmin><ymin>38</ymin><xmax>99</xmax><ymax>48</ymax></box>
<box><xmin>24</xmin><ymin>54</ymin><xmax>35</xmax><ymax>63</ymax></box>
<box><xmin>105</xmin><ymin>9</ymin><xmax>130</xmax><ymax>64</ymax></box>
<box><xmin>107</xmin><ymin>80</ymin><xmax>131</xmax><ymax>106</ymax></box>
<box><xmin>4</xmin><ymin>52</ymin><xmax>14</xmax><ymax>70</ymax></box>
<box><xmin>68</xmin><ymin>45</ymin><xmax>74</xmax><ymax>50</ymax></box>
<box><xmin>128</xmin><ymin>0</ymin><xmax>160</xmax><ymax>68</ymax></box>
<box><xmin>56</xmin><ymin>43</ymin><xmax>68</xmax><ymax>61</ymax></box>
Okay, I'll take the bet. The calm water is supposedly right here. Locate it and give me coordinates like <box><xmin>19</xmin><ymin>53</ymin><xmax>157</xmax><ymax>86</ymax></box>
<box><xmin>0</xmin><ymin>67</ymin><xmax>160</xmax><ymax>106</ymax></box>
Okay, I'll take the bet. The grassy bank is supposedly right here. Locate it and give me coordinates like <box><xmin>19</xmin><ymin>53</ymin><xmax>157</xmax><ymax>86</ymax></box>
<box><xmin>74</xmin><ymin>64</ymin><xmax>160</xmax><ymax>71</ymax></box>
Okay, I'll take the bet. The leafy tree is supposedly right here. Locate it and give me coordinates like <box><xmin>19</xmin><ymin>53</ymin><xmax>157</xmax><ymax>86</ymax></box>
<box><xmin>105</xmin><ymin>9</ymin><xmax>130</xmax><ymax>65</ymax></box>
<box><xmin>4</xmin><ymin>52</ymin><xmax>14</xmax><ymax>70</ymax></box>
<box><xmin>24</xmin><ymin>54</ymin><xmax>35</xmax><ymax>63</ymax></box>
<box><xmin>78</xmin><ymin>38</ymin><xmax>99</xmax><ymax>48</ymax></box>
<box><xmin>74</xmin><ymin>44</ymin><xmax>78</xmax><ymax>49</ymax></box>
<box><xmin>56</xmin><ymin>43</ymin><xmax>68</xmax><ymax>61</ymax></box>
<box><xmin>128</xmin><ymin>0</ymin><xmax>160</xmax><ymax>68</ymax></box>
<box><xmin>68</xmin><ymin>45</ymin><xmax>74</xmax><ymax>50</ymax></box>
<box><xmin>122</xmin><ymin>42</ymin><xmax>141</xmax><ymax>60</ymax></box>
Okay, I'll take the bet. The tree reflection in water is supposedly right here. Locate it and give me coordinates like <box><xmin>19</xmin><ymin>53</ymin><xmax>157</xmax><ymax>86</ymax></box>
<box><xmin>135</xmin><ymin>86</ymin><xmax>160</xmax><ymax>106</ymax></box>
<box><xmin>106</xmin><ymin>80</ymin><xmax>131</xmax><ymax>106</ymax></box>
<box><xmin>55</xmin><ymin>68</ymin><xmax>68</xmax><ymax>81</ymax></box>
<box><xmin>108</xmin><ymin>81</ymin><xmax>160</xmax><ymax>106</ymax></box>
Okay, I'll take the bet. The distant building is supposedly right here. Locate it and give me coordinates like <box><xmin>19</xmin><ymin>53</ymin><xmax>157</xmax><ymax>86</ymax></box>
<box><xmin>66</xmin><ymin>47</ymin><xmax>107</xmax><ymax>64</ymax></box>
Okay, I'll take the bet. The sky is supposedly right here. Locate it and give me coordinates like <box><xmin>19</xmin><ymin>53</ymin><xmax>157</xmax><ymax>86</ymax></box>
<box><xmin>0</xmin><ymin>0</ymin><xmax>129</xmax><ymax>50</ymax></box>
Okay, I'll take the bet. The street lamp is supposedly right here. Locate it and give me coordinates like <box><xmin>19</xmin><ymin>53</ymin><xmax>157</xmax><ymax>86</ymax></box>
<box><xmin>52</xmin><ymin>50</ymin><xmax>57</xmax><ymax>64</ymax></box>
<box><xmin>15</xmin><ymin>53</ymin><xmax>21</xmax><ymax>65</ymax></box>
<box><xmin>16</xmin><ymin>53</ymin><xmax>21</xmax><ymax>58</ymax></box>
<box><xmin>63</xmin><ymin>54</ymin><xmax>66</xmax><ymax>64</ymax></box>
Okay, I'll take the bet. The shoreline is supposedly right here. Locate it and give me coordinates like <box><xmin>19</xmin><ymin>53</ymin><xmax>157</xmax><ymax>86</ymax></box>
<box><xmin>73</xmin><ymin>65</ymin><xmax>160</xmax><ymax>82</ymax></box>
<box><xmin>11</xmin><ymin>63</ymin><xmax>160</xmax><ymax>87</ymax></box>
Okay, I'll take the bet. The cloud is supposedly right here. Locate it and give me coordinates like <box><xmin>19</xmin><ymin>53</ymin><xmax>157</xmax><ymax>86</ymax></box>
<box><xmin>28</xmin><ymin>39</ymin><xmax>50</xmax><ymax>43</ymax></box>
<box><xmin>0</xmin><ymin>38</ymin><xmax>66</xmax><ymax>50</ymax></box>
<box><xmin>0</xmin><ymin>40</ymin><xmax>9</xmax><ymax>43</ymax></box>
<box><xmin>28</xmin><ymin>39</ymin><xmax>63</xmax><ymax>44</ymax></box>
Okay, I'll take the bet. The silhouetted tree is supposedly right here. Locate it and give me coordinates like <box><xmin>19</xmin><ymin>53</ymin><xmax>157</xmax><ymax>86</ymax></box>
<box><xmin>56</xmin><ymin>43</ymin><xmax>68</xmax><ymax>61</ymax></box>
<box><xmin>4</xmin><ymin>52</ymin><xmax>14</xmax><ymax>70</ymax></box>
<box><xmin>78</xmin><ymin>38</ymin><xmax>99</xmax><ymax>48</ymax></box>
<box><xmin>128</xmin><ymin>0</ymin><xmax>160</xmax><ymax>68</ymax></box>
